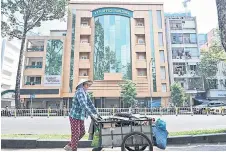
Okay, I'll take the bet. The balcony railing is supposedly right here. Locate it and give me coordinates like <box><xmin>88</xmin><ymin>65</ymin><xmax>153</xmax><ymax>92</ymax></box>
<box><xmin>27</xmin><ymin>46</ymin><xmax>44</xmax><ymax>52</ymax></box>
<box><xmin>25</xmin><ymin>65</ymin><xmax>42</xmax><ymax>69</ymax></box>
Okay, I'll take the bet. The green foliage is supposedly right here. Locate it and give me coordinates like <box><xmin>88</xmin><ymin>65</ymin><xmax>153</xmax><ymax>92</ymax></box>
<box><xmin>1</xmin><ymin>0</ymin><xmax>68</xmax><ymax>39</ymax></box>
<box><xmin>198</xmin><ymin>28</ymin><xmax>226</xmax><ymax>90</ymax></box>
<box><xmin>1</xmin><ymin>0</ymin><xmax>68</xmax><ymax>108</ymax></box>
<box><xmin>170</xmin><ymin>82</ymin><xmax>186</xmax><ymax>107</ymax></box>
<box><xmin>119</xmin><ymin>80</ymin><xmax>137</xmax><ymax>107</ymax></box>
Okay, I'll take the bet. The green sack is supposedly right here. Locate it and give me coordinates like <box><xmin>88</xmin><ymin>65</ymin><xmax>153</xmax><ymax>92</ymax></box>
<box><xmin>91</xmin><ymin>129</ymin><xmax>100</xmax><ymax>147</ymax></box>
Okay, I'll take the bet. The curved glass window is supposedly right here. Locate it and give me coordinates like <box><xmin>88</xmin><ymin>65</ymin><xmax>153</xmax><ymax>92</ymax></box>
<box><xmin>94</xmin><ymin>15</ymin><xmax>131</xmax><ymax>80</ymax></box>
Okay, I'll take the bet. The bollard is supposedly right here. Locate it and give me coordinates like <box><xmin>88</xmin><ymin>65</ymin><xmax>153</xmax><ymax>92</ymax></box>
<box><xmin>48</xmin><ymin>108</ymin><xmax>51</xmax><ymax>118</ymax></box>
<box><xmin>160</xmin><ymin>107</ymin><xmax>162</xmax><ymax>116</ymax></box>
<box><xmin>144</xmin><ymin>107</ymin><xmax>147</xmax><ymax>116</ymax></box>
<box><xmin>112</xmin><ymin>107</ymin><xmax>115</xmax><ymax>116</ymax></box>
<box><xmin>63</xmin><ymin>108</ymin><xmax>66</xmax><ymax>118</ymax></box>
<box><xmin>30</xmin><ymin>109</ymin><xmax>33</xmax><ymax>118</ymax></box>
<box><xmin>206</xmin><ymin>108</ymin><xmax>209</xmax><ymax>116</ymax></box>
<box><xmin>14</xmin><ymin>110</ymin><xmax>16</xmax><ymax>118</ymax></box>
<box><xmin>175</xmin><ymin>107</ymin><xmax>178</xmax><ymax>116</ymax></box>
<box><xmin>191</xmin><ymin>107</ymin><xmax>193</xmax><ymax>116</ymax></box>
<box><xmin>221</xmin><ymin>107</ymin><xmax>224</xmax><ymax>116</ymax></box>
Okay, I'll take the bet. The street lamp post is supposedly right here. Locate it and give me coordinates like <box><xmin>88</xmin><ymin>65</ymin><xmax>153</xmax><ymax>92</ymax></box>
<box><xmin>149</xmin><ymin>58</ymin><xmax>153</xmax><ymax>111</ymax></box>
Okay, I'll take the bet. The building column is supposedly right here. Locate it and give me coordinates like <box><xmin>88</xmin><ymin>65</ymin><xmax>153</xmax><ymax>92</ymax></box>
<box><xmin>60</xmin><ymin>99</ymin><xmax>64</xmax><ymax>109</ymax></box>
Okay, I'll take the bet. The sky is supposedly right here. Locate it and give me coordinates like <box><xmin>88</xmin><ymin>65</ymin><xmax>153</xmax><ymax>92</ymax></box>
<box><xmin>33</xmin><ymin>0</ymin><xmax>218</xmax><ymax>35</ymax></box>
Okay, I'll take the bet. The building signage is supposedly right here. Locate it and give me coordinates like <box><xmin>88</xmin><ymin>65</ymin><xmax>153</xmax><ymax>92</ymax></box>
<box><xmin>208</xmin><ymin>90</ymin><xmax>226</xmax><ymax>98</ymax></box>
<box><xmin>44</xmin><ymin>75</ymin><xmax>61</xmax><ymax>86</ymax></box>
<box><xmin>92</xmin><ymin>7</ymin><xmax>133</xmax><ymax>18</ymax></box>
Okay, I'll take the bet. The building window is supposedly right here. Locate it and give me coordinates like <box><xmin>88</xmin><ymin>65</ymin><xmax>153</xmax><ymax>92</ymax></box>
<box><xmin>159</xmin><ymin>50</ymin><xmax>165</xmax><ymax>63</ymax></box>
<box><xmin>170</xmin><ymin>20</ymin><xmax>182</xmax><ymax>30</ymax></box>
<box><xmin>172</xmin><ymin>48</ymin><xmax>184</xmax><ymax>59</ymax></box>
<box><xmin>80</xmin><ymin>36</ymin><xmax>89</xmax><ymax>43</ymax></box>
<box><xmin>137</xmin><ymin>53</ymin><xmax>146</xmax><ymax>60</ymax></box>
<box><xmin>160</xmin><ymin>66</ymin><xmax>166</xmax><ymax>80</ymax></box>
<box><xmin>157</xmin><ymin>10</ymin><xmax>162</xmax><ymax>29</ymax></box>
<box><xmin>94</xmin><ymin>15</ymin><xmax>132</xmax><ymax>80</ymax></box>
<box><xmin>138</xmin><ymin>69</ymin><xmax>147</xmax><ymax>76</ymax></box>
<box><xmin>81</xmin><ymin>56</ymin><xmax>88</xmax><ymax>59</ymax></box>
<box><xmin>26</xmin><ymin>76</ymin><xmax>41</xmax><ymax>85</ymax></box>
<box><xmin>173</xmin><ymin>63</ymin><xmax>187</xmax><ymax>75</ymax></box>
<box><xmin>37</xmin><ymin>62</ymin><xmax>42</xmax><ymax>66</ymax></box>
<box><xmin>79</xmin><ymin>69</ymin><xmax>88</xmax><ymax>76</ymax></box>
<box><xmin>137</xmin><ymin>36</ymin><xmax>145</xmax><ymax>44</ymax></box>
<box><xmin>81</xmin><ymin>17</ymin><xmax>90</xmax><ymax>27</ymax></box>
<box><xmin>158</xmin><ymin>32</ymin><xmax>163</xmax><ymax>46</ymax></box>
<box><xmin>208</xmin><ymin>79</ymin><xmax>218</xmax><ymax>89</ymax></box>
<box><xmin>135</xmin><ymin>18</ymin><xmax>144</xmax><ymax>26</ymax></box>
<box><xmin>190</xmin><ymin>34</ymin><xmax>197</xmax><ymax>44</ymax></box>
<box><xmin>162</xmin><ymin>83</ymin><xmax>167</xmax><ymax>92</ymax></box>
<box><xmin>31</xmin><ymin>62</ymin><xmax>36</xmax><ymax>66</ymax></box>
<box><xmin>36</xmin><ymin>77</ymin><xmax>41</xmax><ymax>84</ymax></box>
<box><xmin>189</xmin><ymin>65</ymin><xmax>197</xmax><ymax>71</ymax></box>
<box><xmin>171</xmin><ymin>33</ymin><xmax>183</xmax><ymax>44</ymax></box>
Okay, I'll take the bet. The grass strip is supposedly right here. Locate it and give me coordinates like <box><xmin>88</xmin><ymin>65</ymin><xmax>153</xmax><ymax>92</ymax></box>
<box><xmin>2</xmin><ymin>129</ymin><xmax>226</xmax><ymax>140</ymax></box>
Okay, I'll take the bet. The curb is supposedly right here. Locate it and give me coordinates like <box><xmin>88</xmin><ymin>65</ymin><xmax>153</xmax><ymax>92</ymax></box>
<box><xmin>2</xmin><ymin>133</ymin><xmax>226</xmax><ymax>149</ymax></box>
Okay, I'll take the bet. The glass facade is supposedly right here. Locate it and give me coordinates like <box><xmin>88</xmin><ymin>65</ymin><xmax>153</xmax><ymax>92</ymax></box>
<box><xmin>149</xmin><ymin>11</ymin><xmax>157</xmax><ymax>92</ymax></box>
<box><xmin>94</xmin><ymin>15</ymin><xmax>132</xmax><ymax>80</ymax></box>
<box><xmin>45</xmin><ymin>40</ymin><xmax>63</xmax><ymax>75</ymax></box>
<box><xmin>69</xmin><ymin>9</ymin><xmax>76</xmax><ymax>92</ymax></box>
<box><xmin>157</xmin><ymin>10</ymin><xmax>162</xmax><ymax>29</ymax></box>
<box><xmin>158</xmin><ymin>32</ymin><xmax>164</xmax><ymax>46</ymax></box>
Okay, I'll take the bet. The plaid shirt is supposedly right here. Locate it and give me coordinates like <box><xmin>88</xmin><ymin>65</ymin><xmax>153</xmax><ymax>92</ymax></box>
<box><xmin>69</xmin><ymin>88</ymin><xmax>97</xmax><ymax>120</ymax></box>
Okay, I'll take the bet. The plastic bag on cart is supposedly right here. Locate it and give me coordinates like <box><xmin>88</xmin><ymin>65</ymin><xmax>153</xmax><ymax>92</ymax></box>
<box><xmin>91</xmin><ymin>128</ymin><xmax>100</xmax><ymax>147</ymax></box>
<box><xmin>152</xmin><ymin>118</ymin><xmax>168</xmax><ymax>150</ymax></box>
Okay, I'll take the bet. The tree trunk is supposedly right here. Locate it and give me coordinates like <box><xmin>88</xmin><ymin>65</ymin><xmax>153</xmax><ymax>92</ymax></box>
<box><xmin>15</xmin><ymin>36</ymin><xmax>26</xmax><ymax>109</ymax></box>
<box><xmin>216</xmin><ymin>0</ymin><xmax>226</xmax><ymax>52</ymax></box>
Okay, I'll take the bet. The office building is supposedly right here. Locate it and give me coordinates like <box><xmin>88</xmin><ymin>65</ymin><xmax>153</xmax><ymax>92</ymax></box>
<box><xmin>165</xmin><ymin>14</ymin><xmax>205</xmax><ymax>104</ymax></box>
<box><xmin>20</xmin><ymin>1</ymin><xmax>171</xmax><ymax>109</ymax></box>
<box><xmin>1</xmin><ymin>39</ymin><xmax>21</xmax><ymax>108</ymax></box>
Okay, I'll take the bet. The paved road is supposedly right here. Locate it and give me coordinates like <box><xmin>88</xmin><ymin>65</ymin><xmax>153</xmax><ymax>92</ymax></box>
<box><xmin>2</xmin><ymin>143</ymin><xmax>226</xmax><ymax>151</ymax></box>
<box><xmin>2</xmin><ymin>115</ymin><xmax>226</xmax><ymax>134</ymax></box>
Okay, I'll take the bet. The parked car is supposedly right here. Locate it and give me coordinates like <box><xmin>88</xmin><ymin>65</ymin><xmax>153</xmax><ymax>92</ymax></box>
<box><xmin>193</xmin><ymin>101</ymin><xmax>226</xmax><ymax>114</ymax></box>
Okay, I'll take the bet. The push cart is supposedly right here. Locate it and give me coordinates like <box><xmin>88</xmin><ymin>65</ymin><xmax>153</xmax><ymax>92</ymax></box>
<box><xmin>90</xmin><ymin>114</ymin><xmax>154</xmax><ymax>151</ymax></box>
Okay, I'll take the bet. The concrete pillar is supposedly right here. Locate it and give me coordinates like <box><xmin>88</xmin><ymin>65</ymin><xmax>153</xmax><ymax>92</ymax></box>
<box><xmin>60</xmin><ymin>99</ymin><xmax>64</xmax><ymax>109</ymax></box>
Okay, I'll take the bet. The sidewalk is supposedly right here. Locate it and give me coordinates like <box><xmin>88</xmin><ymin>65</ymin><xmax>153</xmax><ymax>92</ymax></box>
<box><xmin>2</xmin><ymin>143</ymin><xmax>226</xmax><ymax>151</ymax></box>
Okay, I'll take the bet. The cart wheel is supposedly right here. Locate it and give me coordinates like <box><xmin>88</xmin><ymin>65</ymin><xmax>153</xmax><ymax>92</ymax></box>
<box><xmin>92</xmin><ymin>147</ymin><xmax>102</xmax><ymax>151</ymax></box>
<box><xmin>121</xmin><ymin>132</ymin><xmax>153</xmax><ymax>151</ymax></box>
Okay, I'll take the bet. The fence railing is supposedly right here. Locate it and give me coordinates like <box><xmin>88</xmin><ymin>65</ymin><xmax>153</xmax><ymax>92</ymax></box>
<box><xmin>1</xmin><ymin>107</ymin><xmax>226</xmax><ymax>117</ymax></box>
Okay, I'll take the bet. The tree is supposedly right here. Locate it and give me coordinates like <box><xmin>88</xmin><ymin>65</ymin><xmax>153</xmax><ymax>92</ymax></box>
<box><xmin>1</xmin><ymin>0</ymin><xmax>68</xmax><ymax>108</ymax></box>
<box><xmin>198</xmin><ymin>29</ymin><xmax>226</xmax><ymax>90</ymax></box>
<box><xmin>171</xmin><ymin>83</ymin><xmax>186</xmax><ymax>107</ymax></box>
<box><xmin>119</xmin><ymin>80</ymin><xmax>137</xmax><ymax>107</ymax></box>
<box><xmin>216</xmin><ymin>0</ymin><xmax>226</xmax><ymax>52</ymax></box>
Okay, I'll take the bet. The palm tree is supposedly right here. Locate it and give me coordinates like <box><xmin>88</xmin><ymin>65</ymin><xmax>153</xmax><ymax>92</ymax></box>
<box><xmin>216</xmin><ymin>0</ymin><xmax>226</xmax><ymax>52</ymax></box>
